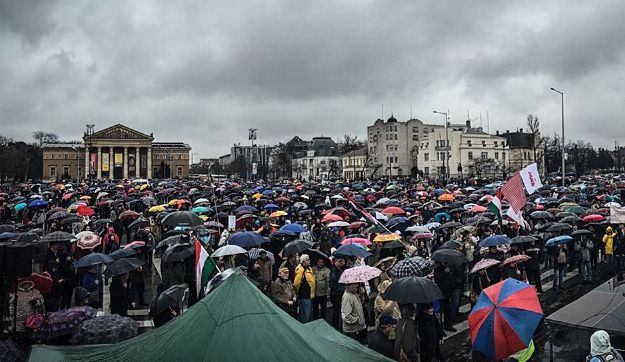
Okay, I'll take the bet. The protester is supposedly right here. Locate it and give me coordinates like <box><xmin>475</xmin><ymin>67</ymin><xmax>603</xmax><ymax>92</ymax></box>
<box><xmin>587</xmin><ymin>330</ymin><xmax>624</xmax><ymax>362</ymax></box>
<box><xmin>312</xmin><ymin>258</ymin><xmax>330</xmax><ymax>320</ymax></box>
<box><xmin>367</xmin><ymin>315</ymin><xmax>397</xmax><ymax>359</ymax></box>
<box><xmin>394</xmin><ymin>304</ymin><xmax>420</xmax><ymax>362</ymax></box>
<box><xmin>293</xmin><ymin>254</ymin><xmax>315</xmax><ymax>323</ymax></box>
<box><xmin>271</xmin><ymin>267</ymin><xmax>296</xmax><ymax>317</ymax></box>
<box><xmin>341</xmin><ymin>283</ymin><xmax>366</xmax><ymax>344</ymax></box>
<box><xmin>110</xmin><ymin>273</ymin><xmax>130</xmax><ymax>316</ymax></box>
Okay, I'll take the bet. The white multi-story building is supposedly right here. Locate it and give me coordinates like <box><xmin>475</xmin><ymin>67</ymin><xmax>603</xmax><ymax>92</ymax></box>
<box><xmin>341</xmin><ymin>147</ymin><xmax>369</xmax><ymax>180</ymax></box>
<box><xmin>418</xmin><ymin>120</ymin><xmax>509</xmax><ymax>179</ymax></box>
<box><xmin>292</xmin><ymin>137</ymin><xmax>341</xmax><ymax>180</ymax></box>
<box><xmin>367</xmin><ymin>116</ymin><xmax>443</xmax><ymax>178</ymax></box>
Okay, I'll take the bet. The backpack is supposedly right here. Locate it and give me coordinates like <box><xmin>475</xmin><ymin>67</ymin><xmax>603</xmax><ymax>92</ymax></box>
<box><xmin>557</xmin><ymin>250</ymin><xmax>567</xmax><ymax>264</ymax></box>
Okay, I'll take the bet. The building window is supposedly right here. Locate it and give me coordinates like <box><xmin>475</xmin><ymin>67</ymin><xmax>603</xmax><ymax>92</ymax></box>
<box><xmin>468</xmin><ymin>152</ymin><xmax>473</xmax><ymax>160</ymax></box>
<box><xmin>503</xmin><ymin>152</ymin><xmax>506</xmax><ymax>161</ymax></box>
<box><xmin>77</xmin><ymin>166</ymin><xmax>82</xmax><ymax>177</ymax></box>
<box><xmin>481</xmin><ymin>152</ymin><xmax>488</xmax><ymax>160</ymax></box>
<box><xmin>495</xmin><ymin>152</ymin><xmax>499</xmax><ymax>160</ymax></box>
<box><xmin>413</xmin><ymin>135</ymin><xmax>418</xmax><ymax>141</ymax></box>
<box><xmin>412</xmin><ymin>127</ymin><xmax>419</xmax><ymax>133</ymax></box>
<box><xmin>467</xmin><ymin>140</ymin><xmax>472</xmax><ymax>147</ymax></box>
<box><xmin>50</xmin><ymin>166</ymin><xmax>57</xmax><ymax>178</ymax></box>
<box><xmin>423</xmin><ymin>128</ymin><xmax>429</xmax><ymax>134</ymax></box>
<box><xmin>482</xmin><ymin>140</ymin><xmax>486</xmax><ymax>147</ymax></box>
<box><xmin>62</xmin><ymin>166</ymin><xmax>70</xmax><ymax>177</ymax></box>
<box><xmin>494</xmin><ymin>141</ymin><xmax>498</xmax><ymax>147</ymax></box>
<box><xmin>424</xmin><ymin>153</ymin><xmax>429</xmax><ymax>162</ymax></box>
<box><xmin>394</xmin><ymin>134</ymin><xmax>397</xmax><ymax>140</ymax></box>
<box><xmin>424</xmin><ymin>167</ymin><xmax>429</xmax><ymax>174</ymax></box>
<box><xmin>177</xmin><ymin>166</ymin><xmax>183</xmax><ymax>177</ymax></box>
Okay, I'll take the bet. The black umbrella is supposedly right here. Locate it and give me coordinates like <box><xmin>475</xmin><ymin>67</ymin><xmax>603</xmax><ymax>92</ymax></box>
<box><xmin>155</xmin><ymin>234</ymin><xmax>190</xmax><ymax>251</ymax></box>
<box><xmin>149</xmin><ymin>284</ymin><xmax>186</xmax><ymax>316</ymax></box>
<box><xmin>546</xmin><ymin>223</ymin><xmax>572</xmax><ymax>233</ymax></box>
<box><xmin>161</xmin><ymin>244</ymin><xmax>194</xmax><ymax>263</ymax></box>
<box><xmin>438</xmin><ymin>221</ymin><xmax>463</xmax><ymax>229</ymax></box>
<box><xmin>60</xmin><ymin>216</ymin><xmax>83</xmax><ymax>225</ymax></box>
<box><xmin>382</xmin><ymin>240</ymin><xmax>404</xmax><ymax>250</ymax></box>
<box><xmin>0</xmin><ymin>224</ymin><xmax>16</xmax><ymax>233</ymax></box>
<box><xmin>129</xmin><ymin>217</ymin><xmax>150</xmax><ymax>230</ymax></box>
<box><xmin>282</xmin><ymin>239</ymin><xmax>314</xmax><ymax>256</ymax></box>
<box><xmin>95</xmin><ymin>219</ymin><xmax>113</xmax><ymax>227</ymax></box>
<box><xmin>108</xmin><ymin>248</ymin><xmax>137</xmax><ymax>260</ymax></box>
<box><xmin>104</xmin><ymin>258</ymin><xmax>144</xmax><ymax>277</ymax></box>
<box><xmin>384</xmin><ymin>276</ymin><xmax>444</xmax><ymax>304</ymax></box>
<box><xmin>162</xmin><ymin>211</ymin><xmax>203</xmax><ymax>228</ymax></box>
<box><xmin>571</xmin><ymin>229</ymin><xmax>593</xmax><ymax>237</ymax></box>
<box><xmin>530</xmin><ymin>211</ymin><xmax>554</xmax><ymax>220</ymax></box>
<box><xmin>510</xmin><ymin>235</ymin><xmax>538</xmax><ymax>244</ymax></box>
<box><xmin>15</xmin><ymin>232</ymin><xmax>40</xmax><ymax>243</ymax></box>
<box><xmin>307</xmin><ymin>248</ymin><xmax>330</xmax><ymax>264</ymax></box>
<box><xmin>438</xmin><ymin>240</ymin><xmax>463</xmax><ymax>250</ymax></box>
<box><xmin>560</xmin><ymin>215</ymin><xmax>581</xmax><ymax>224</ymax></box>
<box><xmin>431</xmin><ymin>249</ymin><xmax>467</xmax><ymax>265</ymax></box>
<box><xmin>40</xmin><ymin>231</ymin><xmax>75</xmax><ymax>243</ymax></box>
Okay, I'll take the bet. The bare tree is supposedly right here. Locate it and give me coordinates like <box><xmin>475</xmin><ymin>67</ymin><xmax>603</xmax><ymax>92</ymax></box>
<box><xmin>469</xmin><ymin>157</ymin><xmax>496</xmax><ymax>179</ymax></box>
<box><xmin>526</xmin><ymin>115</ymin><xmax>543</xmax><ymax>167</ymax></box>
<box><xmin>32</xmin><ymin>131</ymin><xmax>59</xmax><ymax>147</ymax></box>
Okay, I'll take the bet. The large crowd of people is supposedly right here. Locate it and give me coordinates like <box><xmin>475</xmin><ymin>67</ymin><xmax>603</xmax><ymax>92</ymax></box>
<box><xmin>1</xmin><ymin>174</ymin><xmax>624</xmax><ymax>361</ymax></box>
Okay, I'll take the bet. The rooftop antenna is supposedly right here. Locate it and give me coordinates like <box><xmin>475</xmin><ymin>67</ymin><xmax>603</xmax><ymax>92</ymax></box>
<box><xmin>486</xmin><ymin>111</ymin><xmax>490</xmax><ymax>133</ymax></box>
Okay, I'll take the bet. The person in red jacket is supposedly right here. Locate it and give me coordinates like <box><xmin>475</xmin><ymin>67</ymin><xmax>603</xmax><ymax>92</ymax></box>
<box><xmin>102</xmin><ymin>227</ymin><xmax>120</xmax><ymax>254</ymax></box>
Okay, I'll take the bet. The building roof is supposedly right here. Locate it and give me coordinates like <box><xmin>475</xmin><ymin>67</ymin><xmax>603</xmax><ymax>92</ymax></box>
<box><xmin>42</xmin><ymin>142</ymin><xmax>83</xmax><ymax>149</ymax></box>
<box><xmin>309</xmin><ymin>137</ymin><xmax>339</xmax><ymax>157</ymax></box>
<box><xmin>85</xmin><ymin>124</ymin><xmax>154</xmax><ymax>141</ymax></box>
<box><xmin>152</xmin><ymin>142</ymin><xmax>191</xmax><ymax>151</ymax></box>
<box><xmin>342</xmin><ymin>147</ymin><xmax>368</xmax><ymax>157</ymax></box>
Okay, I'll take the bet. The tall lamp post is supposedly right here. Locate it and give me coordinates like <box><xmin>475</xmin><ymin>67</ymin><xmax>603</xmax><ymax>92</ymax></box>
<box><xmin>550</xmin><ymin>87</ymin><xmax>565</xmax><ymax>186</ymax></box>
<box><xmin>248</xmin><ymin>128</ymin><xmax>257</xmax><ymax>181</ymax></box>
<box><xmin>433</xmin><ymin>110</ymin><xmax>449</xmax><ymax>182</ymax></box>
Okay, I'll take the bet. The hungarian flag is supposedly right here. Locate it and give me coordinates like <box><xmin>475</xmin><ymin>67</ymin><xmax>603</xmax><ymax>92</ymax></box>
<box><xmin>195</xmin><ymin>239</ymin><xmax>216</xmax><ymax>297</ymax></box>
<box><xmin>342</xmin><ymin>192</ymin><xmax>382</xmax><ymax>226</ymax></box>
<box><xmin>487</xmin><ymin>193</ymin><xmax>503</xmax><ymax>228</ymax></box>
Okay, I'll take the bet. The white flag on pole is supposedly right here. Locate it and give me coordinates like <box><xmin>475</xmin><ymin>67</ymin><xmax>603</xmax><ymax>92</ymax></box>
<box><xmin>506</xmin><ymin>207</ymin><xmax>528</xmax><ymax>229</ymax></box>
<box><xmin>519</xmin><ymin>163</ymin><xmax>543</xmax><ymax>194</ymax></box>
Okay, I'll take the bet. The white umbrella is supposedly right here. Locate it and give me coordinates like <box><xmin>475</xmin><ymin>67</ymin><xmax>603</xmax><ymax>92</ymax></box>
<box><xmin>405</xmin><ymin>225</ymin><xmax>429</xmax><ymax>233</ymax></box>
<box><xmin>327</xmin><ymin>221</ymin><xmax>350</xmax><ymax>228</ymax></box>
<box><xmin>211</xmin><ymin>245</ymin><xmax>247</xmax><ymax>258</ymax></box>
<box><xmin>194</xmin><ymin>198</ymin><xmax>210</xmax><ymax>205</ymax></box>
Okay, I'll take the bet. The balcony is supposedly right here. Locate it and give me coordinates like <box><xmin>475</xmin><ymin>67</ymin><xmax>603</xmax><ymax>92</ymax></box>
<box><xmin>434</xmin><ymin>145</ymin><xmax>451</xmax><ymax>151</ymax></box>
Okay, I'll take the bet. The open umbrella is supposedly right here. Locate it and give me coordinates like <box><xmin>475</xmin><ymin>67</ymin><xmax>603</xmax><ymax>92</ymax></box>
<box><xmin>75</xmin><ymin>253</ymin><xmax>113</xmax><ymax>268</ymax></box>
<box><xmin>546</xmin><ymin>223</ymin><xmax>572</xmax><ymax>233</ymax></box>
<box><xmin>327</xmin><ymin>221</ymin><xmax>350</xmax><ymax>228</ymax></box>
<box><xmin>248</xmin><ymin>248</ymin><xmax>275</xmax><ymax>264</ymax></box>
<box><xmin>119</xmin><ymin>210</ymin><xmax>140</xmax><ymax>220</ymax></box>
<box><xmin>438</xmin><ymin>221</ymin><xmax>462</xmax><ymax>229</ymax></box>
<box><xmin>128</xmin><ymin>217</ymin><xmax>150</xmax><ymax>230</ymax></box>
<box><xmin>282</xmin><ymin>239</ymin><xmax>314</xmax><ymax>256</ymax></box>
<box><xmin>468</xmin><ymin>278</ymin><xmax>543</xmax><ymax>361</ymax></box>
<box><xmin>279</xmin><ymin>223</ymin><xmax>305</xmax><ymax>233</ymax></box>
<box><xmin>234</xmin><ymin>205</ymin><xmax>258</xmax><ymax>214</ymax></box>
<box><xmin>41</xmin><ymin>231</ymin><xmax>75</xmax><ymax>244</ymax></box>
<box><xmin>161</xmin><ymin>244</ymin><xmax>194</xmax><ymax>263</ymax></box>
<box><xmin>227</xmin><ymin>231</ymin><xmax>266</xmax><ymax>248</ymax></box>
<box><xmin>438</xmin><ymin>239</ymin><xmax>463</xmax><ymax>250</ymax></box>
<box><xmin>333</xmin><ymin>244</ymin><xmax>371</xmax><ymax>258</ymax></box>
<box><xmin>502</xmin><ymin>254</ymin><xmax>531</xmax><ymax>266</ymax></box>
<box><xmin>471</xmin><ymin>258</ymin><xmax>501</xmax><ymax>273</ymax></box>
<box><xmin>510</xmin><ymin>235</ymin><xmax>538</xmax><ymax>245</ymax></box>
<box><xmin>162</xmin><ymin>211</ymin><xmax>203</xmax><ymax>228</ymax></box>
<box><xmin>338</xmin><ymin>265</ymin><xmax>381</xmax><ymax>284</ymax></box>
<box><xmin>33</xmin><ymin>306</ymin><xmax>97</xmax><ymax>341</ymax></box>
<box><xmin>384</xmin><ymin>276</ymin><xmax>444</xmax><ymax>304</ymax></box>
<box><xmin>149</xmin><ymin>284</ymin><xmax>187</xmax><ymax>316</ymax></box>
<box><xmin>104</xmin><ymin>258</ymin><xmax>144</xmax><ymax>277</ymax></box>
<box><xmin>373</xmin><ymin>233</ymin><xmax>401</xmax><ymax>243</ymax></box>
<box><xmin>28</xmin><ymin>199</ymin><xmax>49</xmax><ymax>208</ymax></box>
<box><xmin>77</xmin><ymin>232</ymin><xmax>101</xmax><ymax>250</ymax></box>
<box><xmin>583</xmin><ymin>214</ymin><xmax>604</xmax><ymax>223</ymax></box>
<box><xmin>479</xmin><ymin>234</ymin><xmax>512</xmax><ymax>247</ymax></box>
<box><xmin>545</xmin><ymin>235</ymin><xmax>573</xmax><ymax>246</ymax></box>
<box><xmin>390</xmin><ymin>257</ymin><xmax>431</xmax><ymax>278</ymax></box>
<box><xmin>70</xmin><ymin>314</ymin><xmax>138</xmax><ymax>345</ymax></box>
<box><xmin>341</xmin><ymin>237</ymin><xmax>372</xmax><ymax>246</ymax></box>
<box><xmin>211</xmin><ymin>245</ymin><xmax>247</xmax><ymax>258</ymax></box>
<box><xmin>108</xmin><ymin>248</ymin><xmax>137</xmax><ymax>260</ymax></box>
<box><xmin>571</xmin><ymin>229</ymin><xmax>593</xmax><ymax>237</ymax></box>
<box><xmin>431</xmin><ymin>249</ymin><xmax>467</xmax><ymax>265</ymax></box>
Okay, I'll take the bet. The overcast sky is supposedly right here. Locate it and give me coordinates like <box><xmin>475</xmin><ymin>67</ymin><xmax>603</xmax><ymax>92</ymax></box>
<box><xmin>2</xmin><ymin>1</ymin><xmax>625</xmax><ymax>158</ymax></box>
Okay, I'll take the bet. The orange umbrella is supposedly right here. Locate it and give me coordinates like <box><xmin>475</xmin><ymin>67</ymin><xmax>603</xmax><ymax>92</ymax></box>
<box><xmin>438</xmin><ymin>194</ymin><xmax>455</xmax><ymax>202</ymax></box>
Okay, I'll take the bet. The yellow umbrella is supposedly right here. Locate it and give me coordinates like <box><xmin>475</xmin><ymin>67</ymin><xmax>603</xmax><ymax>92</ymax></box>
<box><xmin>252</xmin><ymin>193</ymin><xmax>263</xmax><ymax>200</ymax></box>
<box><xmin>79</xmin><ymin>195</ymin><xmax>91</xmax><ymax>200</ymax></box>
<box><xmin>140</xmin><ymin>184</ymin><xmax>149</xmax><ymax>191</ymax></box>
<box><xmin>199</xmin><ymin>215</ymin><xmax>209</xmax><ymax>221</ymax></box>
<box><xmin>168</xmin><ymin>199</ymin><xmax>179</xmax><ymax>206</ymax></box>
<box><xmin>270</xmin><ymin>210</ymin><xmax>288</xmax><ymax>218</ymax></box>
<box><xmin>149</xmin><ymin>205</ymin><xmax>166</xmax><ymax>213</ymax></box>
<box><xmin>373</xmin><ymin>233</ymin><xmax>402</xmax><ymax>243</ymax></box>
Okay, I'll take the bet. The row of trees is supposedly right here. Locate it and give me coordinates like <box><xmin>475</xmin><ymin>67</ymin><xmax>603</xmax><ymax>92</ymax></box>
<box><xmin>0</xmin><ymin>132</ymin><xmax>59</xmax><ymax>182</ymax></box>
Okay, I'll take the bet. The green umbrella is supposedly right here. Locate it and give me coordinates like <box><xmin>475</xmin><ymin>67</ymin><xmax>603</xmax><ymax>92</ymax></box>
<box><xmin>191</xmin><ymin>206</ymin><xmax>210</xmax><ymax>214</ymax></box>
<box><xmin>564</xmin><ymin>205</ymin><xmax>587</xmax><ymax>216</ymax></box>
<box><xmin>15</xmin><ymin>202</ymin><xmax>27</xmax><ymax>211</ymax></box>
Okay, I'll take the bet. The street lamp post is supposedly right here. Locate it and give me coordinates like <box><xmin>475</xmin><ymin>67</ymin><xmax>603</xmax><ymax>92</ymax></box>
<box><xmin>433</xmin><ymin>110</ymin><xmax>449</xmax><ymax>182</ymax></box>
<box><xmin>248</xmin><ymin>128</ymin><xmax>257</xmax><ymax>181</ymax></box>
<box><xmin>550</xmin><ymin>87</ymin><xmax>565</xmax><ymax>186</ymax></box>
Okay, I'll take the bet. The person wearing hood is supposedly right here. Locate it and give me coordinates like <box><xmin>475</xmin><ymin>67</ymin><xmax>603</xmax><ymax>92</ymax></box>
<box><xmin>374</xmin><ymin>280</ymin><xmax>401</xmax><ymax>327</ymax></box>
<box><xmin>102</xmin><ymin>226</ymin><xmax>120</xmax><ymax>254</ymax></box>
<box><xmin>603</xmin><ymin>227</ymin><xmax>616</xmax><ymax>266</ymax></box>
<box><xmin>587</xmin><ymin>330</ymin><xmax>624</xmax><ymax>362</ymax></box>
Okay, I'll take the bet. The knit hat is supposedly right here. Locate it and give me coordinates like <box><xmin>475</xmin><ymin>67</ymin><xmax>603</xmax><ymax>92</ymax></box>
<box><xmin>300</xmin><ymin>254</ymin><xmax>310</xmax><ymax>263</ymax></box>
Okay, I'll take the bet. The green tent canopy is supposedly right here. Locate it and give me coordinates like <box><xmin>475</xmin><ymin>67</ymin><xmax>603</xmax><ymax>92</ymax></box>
<box><xmin>29</xmin><ymin>271</ymin><xmax>390</xmax><ymax>362</ymax></box>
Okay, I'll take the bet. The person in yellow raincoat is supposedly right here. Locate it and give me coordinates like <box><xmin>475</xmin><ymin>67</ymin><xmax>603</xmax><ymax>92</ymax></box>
<box><xmin>603</xmin><ymin>227</ymin><xmax>616</xmax><ymax>265</ymax></box>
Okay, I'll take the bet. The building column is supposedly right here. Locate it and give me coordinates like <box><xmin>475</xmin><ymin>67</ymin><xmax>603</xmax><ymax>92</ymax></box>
<box><xmin>109</xmin><ymin>148</ymin><xmax>114</xmax><ymax>179</ymax></box>
<box><xmin>97</xmin><ymin>147</ymin><xmax>102</xmax><ymax>179</ymax></box>
<box><xmin>147</xmin><ymin>147</ymin><xmax>152</xmax><ymax>179</ymax></box>
<box><xmin>84</xmin><ymin>147</ymin><xmax>89</xmax><ymax>180</ymax></box>
<box><xmin>135</xmin><ymin>147</ymin><xmax>140</xmax><ymax>178</ymax></box>
<box><xmin>123</xmin><ymin>146</ymin><xmax>129</xmax><ymax>179</ymax></box>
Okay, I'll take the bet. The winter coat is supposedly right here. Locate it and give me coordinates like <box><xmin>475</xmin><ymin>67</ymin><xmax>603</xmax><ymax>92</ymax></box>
<box><xmin>341</xmin><ymin>290</ymin><xmax>366</xmax><ymax>333</ymax></box>
<box><xmin>271</xmin><ymin>277</ymin><xmax>295</xmax><ymax>304</ymax></box>
<box><xmin>433</xmin><ymin>264</ymin><xmax>455</xmax><ymax>298</ymax></box>
<box><xmin>257</xmin><ymin>258</ymin><xmax>273</xmax><ymax>283</ymax></box>
<box><xmin>575</xmin><ymin>240</ymin><xmax>595</xmax><ymax>262</ymax></box>
<box><xmin>368</xmin><ymin>327</ymin><xmax>395</xmax><ymax>359</ymax></box>
<box><xmin>394</xmin><ymin>317</ymin><xmax>420</xmax><ymax>362</ymax></box>
<box><xmin>9</xmin><ymin>281</ymin><xmax>44</xmax><ymax>332</ymax></box>
<box><xmin>110</xmin><ymin>277</ymin><xmax>129</xmax><ymax>317</ymax></box>
<box><xmin>603</xmin><ymin>230</ymin><xmax>615</xmax><ymax>255</ymax></box>
<box><xmin>293</xmin><ymin>265</ymin><xmax>316</xmax><ymax>299</ymax></box>
<box><xmin>418</xmin><ymin>312</ymin><xmax>443</xmax><ymax>356</ymax></box>
<box><xmin>314</xmin><ymin>266</ymin><xmax>330</xmax><ymax>297</ymax></box>
<box><xmin>374</xmin><ymin>280</ymin><xmax>401</xmax><ymax>321</ymax></box>
<box><xmin>330</xmin><ymin>266</ymin><xmax>345</xmax><ymax>296</ymax></box>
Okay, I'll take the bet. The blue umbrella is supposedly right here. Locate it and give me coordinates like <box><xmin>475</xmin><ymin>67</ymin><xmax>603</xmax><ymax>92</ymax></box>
<box><xmin>191</xmin><ymin>206</ymin><xmax>210</xmax><ymax>214</ymax></box>
<box><xmin>434</xmin><ymin>188</ymin><xmax>445</xmax><ymax>196</ymax></box>
<box><xmin>434</xmin><ymin>212</ymin><xmax>451</xmax><ymax>223</ymax></box>
<box><xmin>0</xmin><ymin>232</ymin><xmax>16</xmax><ymax>240</ymax></box>
<box><xmin>264</xmin><ymin>203</ymin><xmax>280</xmax><ymax>211</ymax></box>
<box><xmin>479</xmin><ymin>234</ymin><xmax>512</xmax><ymax>247</ymax></box>
<box><xmin>270</xmin><ymin>230</ymin><xmax>297</xmax><ymax>237</ymax></box>
<box><xmin>262</xmin><ymin>190</ymin><xmax>274</xmax><ymax>196</ymax></box>
<box><xmin>280</xmin><ymin>223</ymin><xmax>305</xmax><ymax>233</ymax></box>
<box><xmin>28</xmin><ymin>199</ymin><xmax>49</xmax><ymax>208</ymax></box>
<box><xmin>227</xmin><ymin>231</ymin><xmax>266</xmax><ymax>248</ymax></box>
<box><xmin>333</xmin><ymin>244</ymin><xmax>371</xmax><ymax>258</ymax></box>
<box><xmin>75</xmin><ymin>253</ymin><xmax>114</xmax><ymax>268</ymax></box>
<box><xmin>234</xmin><ymin>205</ymin><xmax>258</xmax><ymax>214</ymax></box>
<box><xmin>545</xmin><ymin>235</ymin><xmax>573</xmax><ymax>247</ymax></box>
<box><xmin>386</xmin><ymin>217</ymin><xmax>409</xmax><ymax>233</ymax></box>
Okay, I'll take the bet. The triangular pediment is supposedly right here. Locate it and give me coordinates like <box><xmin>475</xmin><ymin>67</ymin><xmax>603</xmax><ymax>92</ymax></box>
<box><xmin>86</xmin><ymin>124</ymin><xmax>153</xmax><ymax>141</ymax></box>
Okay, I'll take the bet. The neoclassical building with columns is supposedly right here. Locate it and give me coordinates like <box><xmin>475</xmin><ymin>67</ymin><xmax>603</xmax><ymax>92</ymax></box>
<box><xmin>42</xmin><ymin>124</ymin><xmax>191</xmax><ymax>180</ymax></box>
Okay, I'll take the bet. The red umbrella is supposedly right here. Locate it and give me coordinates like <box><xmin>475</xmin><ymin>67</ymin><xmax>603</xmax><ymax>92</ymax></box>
<box><xmin>119</xmin><ymin>210</ymin><xmax>140</xmax><ymax>220</ymax></box>
<box><xmin>76</xmin><ymin>205</ymin><xmax>95</xmax><ymax>217</ymax></box>
<box><xmin>125</xmin><ymin>240</ymin><xmax>146</xmax><ymax>249</ymax></box>
<box><xmin>62</xmin><ymin>193</ymin><xmax>73</xmax><ymax>201</ymax></box>
<box><xmin>77</xmin><ymin>232</ymin><xmax>101</xmax><ymax>250</ymax></box>
<box><xmin>275</xmin><ymin>196</ymin><xmax>291</xmax><ymax>204</ymax></box>
<box><xmin>349</xmin><ymin>221</ymin><xmax>367</xmax><ymax>229</ymax></box>
<box><xmin>583</xmin><ymin>214</ymin><xmax>604</xmax><ymax>223</ymax></box>
<box><xmin>382</xmin><ymin>206</ymin><xmax>405</xmax><ymax>215</ymax></box>
<box><xmin>329</xmin><ymin>207</ymin><xmax>350</xmax><ymax>219</ymax></box>
<box><xmin>341</xmin><ymin>237</ymin><xmax>372</xmax><ymax>246</ymax></box>
<box><xmin>321</xmin><ymin>214</ymin><xmax>343</xmax><ymax>223</ymax></box>
<box><xmin>502</xmin><ymin>254</ymin><xmax>531</xmax><ymax>266</ymax></box>
<box><xmin>469</xmin><ymin>205</ymin><xmax>487</xmax><ymax>213</ymax></box>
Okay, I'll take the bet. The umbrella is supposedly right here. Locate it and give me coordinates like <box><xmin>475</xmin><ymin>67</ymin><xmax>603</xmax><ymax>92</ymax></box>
<box><xmin>14</xmin><ymin>203</ymin><xmax>26</xmax><ymax>211</ymax></box>
<box><xmin>546</xmin><ymin>223</ymin><xmax>572</xmax><ymax>233</ymax></box>
<box><xmin>128</xmin><ymin>217</ymin><xmax>150</xmax><ymax>230</ymax></box>
<box><xmin>279</xmin><ymin>223</ymin><xmax>305</xmax><ymax>233</ymax></box>
<box><xmin>341</xmin><ymin>237</ymin><xmax>372</xmax><ymax>246</ymax></box>
<box><xmin>94</xmin><ymin>219</ymin><xmax>113</xmax><ymax>227</ymax></box>
<box><xmin>502</xmin><ymin>254</ymin><xmax>531</xmax><ymax>266</ymax></box>
<box><xmin>583</xmin><ymin>214</ymin><xmax>604</xmax><ymax>223</ymax></box>
<box><xmin>33</xmin><ymin>306</ymin><xmax>97</xmax><ymax>340</ymax></box>
<box><xmin>162</xmin><ymin>211</ymin><xmax>204</xmax><ymax>227</ymax></box>
<box><xmin>248</xmin><ymin>248</ymin><xmax>275</xmax><ymax>264</ymax></box>
<box><xmin>438</xmin><ymin>239</ymin><xmax>463</xmax><ymax>250</ymax></box>
<box><xmin>338</xmin><ymin>265</ymin><xmax>381</xmax><ymax>284</ymax></box>
<box><xmin>431</xmin><ymin>249</ymin><xmax>467</xmax><ymax>265</ymax></box>
<box><xmin>191</xmin><ymin>206</ymin><xmax>210</xmax><ymax>214</ymax></box>
<box><xmin>234</xmin><ymin>205</ymin><xmax>258</xmax><ymax>214</ymax></box>
<box><xmin>571</xmin><ymin>229</ymin><xmax>593</xmax><ymax>237</ymax></box>
<box><xmin>75</xmin><ymin>253</ymin><xmax>113</xmax><ymax>268</ymax></box>
<box><xmin>108</xmin><ymin>248</ymin><xmax>137</xmax><ymax>260</ymax></box>
<box><xmin>0</xmin><ymin>232</ymin><xmax>16</xmax><ymax>240</ymax></box>
<box><xmin>104</xmin><ymin>258</ymin><xmax>144</xmax><ymax>277</ymax></box>
<box><xmin>471</xmin><ymin>258</ymin><xmax>501</xmax><ymax>273</ymax></box>
<box><xmin>282</xmin><ymin>239</ymin><xmax>314</xmax><ymax>256</ymax></box>
<box><xmin>545</xmin><ymin>235</ymin><xmax>573</xmax><ymax>246</ymax></box>
<box><xmin>438</xmin><ymin>221</ymin><xmax>462</xmax><ymax>229</ymax></box>
<box><xmin>321</xmin><ymin>214</ymin><xmax>343</xmax><ymax>223</ymax></box>
<box><xmin>60</xmin><ymin>216</ymin><xmax>83</xmax><ymax>225</ymax></box>
<box><xmin>468</xmin><ymin>278</ymin><xmax>543</xmax><ymax>361</ymax></box>
<box><xmin>438</xmin><ymin>194</ymin><xmax>455</xmax><ymax>202</ymax></box>
<box><xmin>77</xmin><ymin>232</ymin><xmax>101</xmax><ymax>250</ymax></box>
<box><xmin>227</xmin><ymin>232</ymin><xmax>266</xmax><ymax>248</ymax></box>
<box><xmin>28</xmin><ymin>199</ymin><xmax>49</xmax><ymax>208</ymax></box>
<box><xmin>148</xmin><ymin>205</ymin><xmax>166</xmax><ymax>213</ymax></box>
<box><xmin>382</xmin><ymin>206</ymin><xmax>405</xmax><ymax>215</ymax></box>
<box><xmin>333</xmin><ymin>244</ymin><xmax>371</xmax><ymax>258</ymax></box>
<box><xmin>69</xmin><ymin>314</ymin><xmax>138</xmax><ymax>345</ymax></box>
<box><xmin>119</xmin><ymin>210</ymin><xmax>140</xmax><ymax>220</ymax></box>
<box><xmin>479</xmin><ymin>234</ymin><xmax>512</xmax><ymax>247</ymax></box>
<box><xmin>560</xmin><ymin>216</ymin><xmax>581</xmax><ymax>224</ymax></box>
<box><xmin>510</xmin><ymin>235</ymin><xmax>538</xmax><ymax>245</ymax></box>
<box><xmin>76</xmin><ymin>205</ymin><xmax>95</xmax><ymax>217</ymax></box>
<box><xmin>327</xmin><ymin>221</ymin><xmax>350</xmax><ymax>228</ymax></box>
<box><xmin>161</xmin><ymin>244</ymin><xmax>194</xmax><ymax>263</ymax></box>
<box><xmin>382</xmin><ymin>240</ymin><xmax>404</xmax><ymax>250</ymax></box>
<box><xmin>155</xmin><ymin>234</ymin><xmax>190</xmax><ymax>251</ymax></box>
<box><xmin>0</xmin><ymin>224</ymin><xmax>16</xmax><ymax>233</ymax></box>
<box><xmin>15</xmin><ymin>232</ymin><xmax>40</xmax><ymax>243</ymax></box>
<box><xmin>149</xmin><ymin>284</ymin><xmax>187</xmax><ymax>316</ymax></box>
<box><xmin>373</xmin><ymin>233</ymin><xmax>401</xmax><ymax>243</ymax></box>
<box><xmin>405</xmin><ymin>225</ymin><xmax>430</xmax><ymax>233</ymax></box>
<box><xmin>373</xmin><ymin>256</ymin><xmax>397</xmax><ymax>269</ymax></box>
<box><xmin>390</xmin><ymin>256</ymin><xmax>431</xmax><ymax>278</ymax></box>
<box><xmin>40</xmin><ymin>231</ymin><xmax>75</xmax><ymax>244</ymax></box>
<box><xmin>384</xmin><ymin>276</ymin><xmax>444</xmax><ymax>304</ymax></box>
<box><xmin>211</xmin><ymin>245</ymin><xmax>247</xmax><ymax>258</ymax></box>
<box><xmin>530</xmin><ymin>211</ymin><xmax>554</xmax><ymax>220</ymax></box>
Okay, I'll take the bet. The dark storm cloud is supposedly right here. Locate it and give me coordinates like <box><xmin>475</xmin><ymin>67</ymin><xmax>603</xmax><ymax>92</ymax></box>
<box><xmin>1</xmin><ymin>0</ymin><xmax>625</xmax><ymax>158</ymax></box>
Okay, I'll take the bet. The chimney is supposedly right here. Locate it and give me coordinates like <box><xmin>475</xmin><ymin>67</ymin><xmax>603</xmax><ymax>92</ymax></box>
<box><xmin>496</xmin><ymin>130</ymin><xmax>499</xmax><ymax>135</ymax></box>
<box><xmin>506</xmin><ymin>130</ymin><xmax>510</xmax><ymax>133</ymax></box>
<box><xmin>519</xmin><ymin>128</ymin><xmax>524</xmax><ymax>133</ymax></box>
<box><xmin>466</xmin><ymin>120</ymin><xmax>471</xmax><ymax>128</ymax></box>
